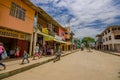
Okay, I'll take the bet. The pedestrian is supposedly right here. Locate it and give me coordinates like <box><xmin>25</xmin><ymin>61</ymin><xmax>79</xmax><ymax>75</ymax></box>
<box><xmin>39</xmin><ymin>44</ymin><xmax>43</xmax><ymax>58</ymax></box>
<box><xmin>33</xmin><ymin>43</ymin><xmax>40</xmax><ymax>60</ymax></box>
<box><xmin>21</xmin><ymin>50</ymin><xmax>30</xmax><ymax>64</ymax></box>
<box><xmin>15</xmin><ymin>46</ymin><xmax>20</xmax><ymax>57</ymax></box>
<box><xmin>53</xmin><ymin>49</ymin><xmax>61</xmax><ymax>63</ymax></box>
<box><xmin>0</xmin><ymin>42</ymin><xmax>6</xmax><ymax>70</ymax></box>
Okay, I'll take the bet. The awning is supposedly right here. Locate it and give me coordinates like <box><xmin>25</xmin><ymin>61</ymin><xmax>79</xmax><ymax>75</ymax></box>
<box><xmin>54</xmin><ymin>39</ymin><xmax>67</xmax><ymax>44</ymax></box>
<box><xmin>36</xmin><ymin>30</ymin><xmax>54</xmax><ymax>41</ymax></box>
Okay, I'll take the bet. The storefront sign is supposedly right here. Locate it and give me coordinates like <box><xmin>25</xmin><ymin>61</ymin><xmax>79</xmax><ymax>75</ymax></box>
<box><xmin>0</xmin><ymin>28</ymin><xmax>26</xmax><ymax>40</ymax></box>
<box><xmin>42</xmin><ymin>28</ymin><xmax>48</xmax><ymax>34</ymax></box>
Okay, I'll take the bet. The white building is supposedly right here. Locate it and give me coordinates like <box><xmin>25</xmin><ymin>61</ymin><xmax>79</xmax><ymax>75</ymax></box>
<box><xmin>101</xmin><ymin>26</ymin><xmax>120</xmax><ymax>51</ymax></box>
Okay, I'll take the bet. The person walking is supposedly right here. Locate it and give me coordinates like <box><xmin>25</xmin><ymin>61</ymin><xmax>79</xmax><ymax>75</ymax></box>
<box><xmin>0</xmin><ymin>42</ymin><xmax>6</xmax><ymax>70</ymax></box>
<box><xmin>33</xmin><ymin>44</ymin><xmax>40</xmax><ymax>60</ymax></box>
<box><xmin>15</xmin><ymin>46</ymin><xmax>20</xmax><ymax>58</ymax></box>
<box><xmin>21</xmin><ymin>50</ymin><xmax>30</xmax><ymax>64</ymax></box>
<box><xmin>39</xmin><ymin>43</ymin><xmax>43</xmax><ymax>58</ymax></box>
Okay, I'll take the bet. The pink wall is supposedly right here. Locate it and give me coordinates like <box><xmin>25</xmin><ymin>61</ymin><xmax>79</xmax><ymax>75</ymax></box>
<box><xmin>59</xmin><ymin>27</ymin><xmax>65</xmax><ymax>40</ymax></box>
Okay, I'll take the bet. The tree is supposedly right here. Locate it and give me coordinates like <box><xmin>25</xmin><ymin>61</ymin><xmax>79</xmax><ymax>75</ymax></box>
<box><xmin>82</xmin><ymin>37</ymin><xmax>95</xmax><ymax>51</ymax></box>
<box><xmin>74</xmin><ymin>39</ymin><xmax>81</xmax><ymax>49</ymax></box>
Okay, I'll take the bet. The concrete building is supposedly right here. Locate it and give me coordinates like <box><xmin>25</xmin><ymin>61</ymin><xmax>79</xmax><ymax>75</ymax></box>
<box><xmin>96</xmin><ymin>25</ymin><xmax>120</xmax><ymax>51</ymax></box>
<box><xmin>96</xmin><ymin>34</ymin><xmax>103</xmax><ymax>50</ymax></box>
<box><xmin>0</xmin><ymin>0</ymin><xmax>35</xmax><ymax>57</ymax></box>
<box><xmin>64</xmin><ymin>27</ymin><xmax>75</xmax><ymax>51</ymax></box>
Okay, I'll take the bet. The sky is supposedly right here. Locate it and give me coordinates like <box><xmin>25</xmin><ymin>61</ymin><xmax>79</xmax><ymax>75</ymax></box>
<box><xmin>30</xmin><ymin>0</ymin><xmax>120</xmax><ymax>39</ymax></box>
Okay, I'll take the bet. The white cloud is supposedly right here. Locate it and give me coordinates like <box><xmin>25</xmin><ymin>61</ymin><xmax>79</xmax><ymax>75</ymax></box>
<box><xmin>74</xmin><ymin>27</ymin><xmax>102</xmax><ymax>38</ymax></box>
<box><xmin>30</xmin><ymin>0</ymin><xmax>120</xmax><ymax>38</ymax></box>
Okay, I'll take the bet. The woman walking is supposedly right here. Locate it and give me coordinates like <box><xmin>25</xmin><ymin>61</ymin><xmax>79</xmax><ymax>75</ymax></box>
<box><xmin>33</xmin><ymin>44</ymin><xmax>40</xmax><ymax>60</ymax></box>
<box><xmin>0</xmin><ymin>42</ymin><xmax>6</xmax><ymax>70</ymax></box>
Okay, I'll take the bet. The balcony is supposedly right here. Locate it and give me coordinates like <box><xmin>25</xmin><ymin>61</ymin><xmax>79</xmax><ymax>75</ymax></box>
<box><xmin>98</xmin><ymin>38</ymin><xmax>103</xmax><ymax>42</ymax></box>
<box><xmin>37</xmin><ymin>24</ymin><xmax>42</xmax><ymax>32</ymax></box>
<box><xmin>112</xmin><ymin>30</ymin><xmax>120</xmax><ymax>35</ymax></box>
<box><xmin>48</xmin><ymin>31</ymin><xmax>56</xmax><ymax>36</ymax></box>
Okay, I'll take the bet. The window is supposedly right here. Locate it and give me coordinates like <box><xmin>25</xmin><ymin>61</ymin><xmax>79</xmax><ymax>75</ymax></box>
<box><xmin>114</xmin><ymin>35</ymin><xmax>120</xmax><ymax>39</ymax></box>
<box><xmin>103</xmin><ymin>39</ymin><xmax>105</xmax><ymax>42</ymax></box>
<box><xmin>109</xmin><ymin>36</ymin><xmax>111</xmax><ymax>40</ymax></box>
<box><xmin>108</xmin><ymin>29</ymin><xmax>110</xmax><ymax>33</ymax></box>
<box><xmin>106</xmin><ymin>38</ymin><xmax>108</xmax><ymax>41</ymax></box>
<box><xmin>118</xmin><ymin>27</ymin><xmax>120</xmax><ymax>30</ymax></box>
<box><xmin>10</xmin><ymin>2</ymin><xmax>26</xmax><ymax>20</ymax></box>
<box><xmin>62</xmin><ymin>32</ymin><xmax>64</xmax><ymax>36</ymax></box>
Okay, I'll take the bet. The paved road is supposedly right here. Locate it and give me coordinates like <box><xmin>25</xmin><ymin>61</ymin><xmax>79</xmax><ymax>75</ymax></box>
<box><xmin>3</xmin><ymin>50</ymin><xmax>120</xmax><ymax>80</ymax></box>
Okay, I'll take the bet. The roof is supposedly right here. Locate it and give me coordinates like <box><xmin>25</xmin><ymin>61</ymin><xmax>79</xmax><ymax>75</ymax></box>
<box><xmin>101</xmin><ymin>25</ymin><xmax>120</xmax><ymax>35</ymax></box>
<box><xmin>96</xmin><ymin>34</ymin><xmax>102</xmax><ymax>37</ymax></box>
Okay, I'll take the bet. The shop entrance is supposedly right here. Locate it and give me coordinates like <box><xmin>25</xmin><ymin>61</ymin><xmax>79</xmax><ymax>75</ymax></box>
<box><xmin>0</xmin><ymin>36</ymin><xmax>30</xmax><ymax>58</ymax></box>
<box><xmin>0</xmin><ymin>36</ymin><xmax>18</xmax><ymax>58</ymax></box>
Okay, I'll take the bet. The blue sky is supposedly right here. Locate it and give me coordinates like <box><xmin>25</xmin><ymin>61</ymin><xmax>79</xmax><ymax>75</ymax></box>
<box><xmin>30</xmin><ymin>0</ymin><xmax>120</xmax><ymax>39</ymax></box>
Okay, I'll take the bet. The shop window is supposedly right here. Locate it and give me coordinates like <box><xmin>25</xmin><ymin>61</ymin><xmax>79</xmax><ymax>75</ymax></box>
<box><xmin>10</xmin><ymin>2</ymin><xmax>26</xmax><ymax>21</ymax></box>
<box><xmin>114</xmin><ymin>35</ymin><xmax>120</xmax><ymax>39</ymax></box>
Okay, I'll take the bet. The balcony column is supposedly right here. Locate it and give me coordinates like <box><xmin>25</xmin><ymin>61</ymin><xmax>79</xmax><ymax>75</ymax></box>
<box><xmin>33</xmin><ymin>32</ymin><xmax>37</xmax><ymax>55</ymax></box>
<box><xmin>29</xmin><ymin>33</ymin><xmax>33</xmax><ymax>56</ymax></box>
<box><xmin>112</xmin><ymin>44</ymin><xmax>115</xmax><ymax>51</ymax></box>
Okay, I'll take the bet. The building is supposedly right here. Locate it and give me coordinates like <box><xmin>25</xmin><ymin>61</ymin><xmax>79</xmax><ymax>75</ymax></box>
<box><xmin>58</xmin><ymin>27</ymin><xmax>66</xmax><ymax>51</ymax></box>
<box><xmin>0</xmin><ymin>0</ymin><xmax>35</xmax><ymax>57</ymax></box>
<box><xmin>64</xmin><ymin>27</ymin><xmax>73</xmax><ymax>51</ymax></box>
<box><xmin>0</xmin><ymin>0</ymin><xmax>74</xmax><ymax>58</ymax></box>
<box><xmin>96</xmin><ymin>25</ymin><xmax>120</xmax><ymax>51</ymax></box>
<box><xmin>23</xmin><ymin>0</ymin><xmax>67</xmax><ymax>56</ymax></box>
<box><xmin>95</xmin><ymin>34</ymin><xmax>103</xmax><ymax>50</ymax></box>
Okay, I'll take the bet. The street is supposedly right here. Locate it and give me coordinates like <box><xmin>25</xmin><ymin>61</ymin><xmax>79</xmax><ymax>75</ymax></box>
<box><xmin>3</xmin><ymin>50</ymin><xmax>120</xmax><ymax>80</ymax></box>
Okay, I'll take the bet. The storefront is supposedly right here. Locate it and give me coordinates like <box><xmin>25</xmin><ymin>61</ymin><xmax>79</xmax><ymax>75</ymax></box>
<box><xmin>34</xmin><ymin>28</ymin><xmax>54</xmax><ymax>56</ymax></box>
<box><xmin>54</xmin><ymin>35</ymin><xmax>67</xmax><ymax>52</ymax></box>
<box><xmin>0</xmin><ymin>28</ymin><xmax>31</xmax><ymax>57</ymax></box>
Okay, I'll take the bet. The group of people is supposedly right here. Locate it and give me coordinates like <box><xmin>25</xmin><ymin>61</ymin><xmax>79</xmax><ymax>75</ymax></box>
<box><xmin>0</xmin><ymin>42</ymin><xmax>29</xmax><ymax>70</ymax></box>
<box><xmin>33</xmin><ymin>43</ymin><xmax>42</xmax><ymax>60</ymax></box>
<box><xmin>0</xmin><ymin>42</ymin><xmax>62</xmax><ymax>70</ymax></box>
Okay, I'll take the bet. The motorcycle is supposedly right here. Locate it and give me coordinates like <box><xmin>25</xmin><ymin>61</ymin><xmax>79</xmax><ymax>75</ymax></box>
<box><xmin>53</xmin><ymin>51</ymin><xmax>61</xmax><ymax>63</ymax></box>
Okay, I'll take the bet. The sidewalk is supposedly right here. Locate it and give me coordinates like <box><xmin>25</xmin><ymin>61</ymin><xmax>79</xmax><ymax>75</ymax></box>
<box><xmin>0</xmin><ymin>50</ymin><xmax>79</xmax><ymax>79</ymax></box>
<box><xmin>96</xmin><ymin>50</ymin><xmax>120</xmax><ymax>56</ymax></box>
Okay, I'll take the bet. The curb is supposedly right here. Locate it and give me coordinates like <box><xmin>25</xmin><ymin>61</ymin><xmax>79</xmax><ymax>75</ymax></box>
<box><xmin>0</xmin><ymin>50</ymin><xmax>79</xmax><ymax>79</ymax></box>
<box><xmin>96</xmin><ymin>50</ymin><xmax>120</xmax><ymax>57</ymax></box>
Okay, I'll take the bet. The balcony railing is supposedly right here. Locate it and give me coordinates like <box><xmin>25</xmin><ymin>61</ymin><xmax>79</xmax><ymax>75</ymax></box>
<box><xmin>48</xmin><ymin>31</ymin><xmax>56</xmax><ymax>36</ymax></box>
<box><xmin>37</xmin><ymin>24</ymin><xmax>42</xmax><ymax>32</ymax></box>
<box><xmin>37</xmin><ymin>23</ymin><xmax>59</xmax><ymax>37</ymax></box>
<box><xmin>112</xmin><ymin>30</ymin><xmax>120</xmax><ymax>35</ymax></box>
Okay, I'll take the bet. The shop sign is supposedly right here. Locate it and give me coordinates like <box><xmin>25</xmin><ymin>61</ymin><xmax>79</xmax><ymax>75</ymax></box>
<box><xmin>55</xmin><ymin>35</ymin><xmax>62</xmax><ymax>40</ymax></box>
<box><xmin>0</xmin><ymin>28</ymin><xmax>26</xmax><ymax>40</ymax></box>
<box><xmin>42</xmin><ymin>28</ymin><xmax>48</xmax><ymax>34</ymax></box>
